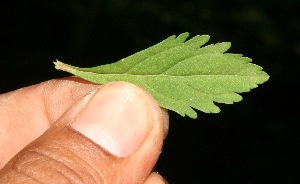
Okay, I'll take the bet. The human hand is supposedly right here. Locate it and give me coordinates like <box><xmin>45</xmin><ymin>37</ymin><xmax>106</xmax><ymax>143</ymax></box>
<box><xmin>0</xmin><ymin>77</ymin><xmax>169</xmax><ymax>183</ymax></box>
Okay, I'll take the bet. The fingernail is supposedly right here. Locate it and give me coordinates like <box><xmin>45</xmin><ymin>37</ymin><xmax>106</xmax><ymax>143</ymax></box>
<box><xmin>71</xmin><ymin>82</ymin><xmax>154</xmax><ymax>157</ymax></box>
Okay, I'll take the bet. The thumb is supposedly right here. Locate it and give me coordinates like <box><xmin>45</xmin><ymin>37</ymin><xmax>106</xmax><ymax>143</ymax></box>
<box><xmin>0</xmin><ymin>82</ymin><xmax>169</xmax><ymax>183</ymax></box>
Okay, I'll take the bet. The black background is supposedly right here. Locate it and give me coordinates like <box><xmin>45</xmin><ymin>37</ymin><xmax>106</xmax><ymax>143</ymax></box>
<box><xmin>1</xmin><ymin>0</ymin><xmax>299</xmax><ymax>183</ymax></box>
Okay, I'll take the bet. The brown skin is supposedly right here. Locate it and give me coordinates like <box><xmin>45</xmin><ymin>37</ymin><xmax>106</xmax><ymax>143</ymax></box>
<box><xmin>0</xmin><ymin>77</ymin><xmax>168</xmax><ymax>183</ymax></box>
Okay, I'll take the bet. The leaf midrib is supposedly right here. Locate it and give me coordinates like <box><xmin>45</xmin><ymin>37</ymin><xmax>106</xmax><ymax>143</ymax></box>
<box><xmin>76</xmin><ymin>70</ymin><xmax>260</xmax><ymax>78</ymax></box>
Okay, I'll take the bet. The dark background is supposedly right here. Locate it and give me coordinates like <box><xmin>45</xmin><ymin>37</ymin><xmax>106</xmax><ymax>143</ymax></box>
<box><xmin>1</xmin><ymin>0</ymin><xmax>299</xmax><ymax>183</ymax></box>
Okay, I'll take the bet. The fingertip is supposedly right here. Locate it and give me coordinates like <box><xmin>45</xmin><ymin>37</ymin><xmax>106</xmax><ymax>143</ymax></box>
<box><xmin>72</xmin><ymin>81</ymin><xmax>156</xmax><ymax>157</ymax></box>
<box><xmin>144</xmin><ymin>172</ymin><xmax>168</xmax><ymax>184</ymax></box>
<box><xmin>161</xmin><ymin>108</ymin><xmax>169</xmax><ymax>139</ymax></box>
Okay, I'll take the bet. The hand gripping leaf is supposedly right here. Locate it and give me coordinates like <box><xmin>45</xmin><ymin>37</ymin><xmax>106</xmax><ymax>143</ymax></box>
<box><xmin>54</xmin><ymin>33</ymin><xmax>269</xmax><ymax>119</ymax></box>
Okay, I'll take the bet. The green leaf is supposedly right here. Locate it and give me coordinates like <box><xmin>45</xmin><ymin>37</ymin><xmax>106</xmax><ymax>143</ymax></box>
<box><xmin>54</xmin><ymin>32</ymin><xmax>269</xmax><ymax>119</ymax></box>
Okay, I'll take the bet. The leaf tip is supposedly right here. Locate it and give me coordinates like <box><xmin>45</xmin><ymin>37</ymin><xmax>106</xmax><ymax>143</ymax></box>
<box><xmin>261</xmin><ymin>71</ymin><xmax>270</xmax><ymax>83</ymax></box>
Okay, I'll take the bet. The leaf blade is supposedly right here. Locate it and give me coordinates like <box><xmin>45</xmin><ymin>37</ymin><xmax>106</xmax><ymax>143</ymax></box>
<box><xmin>54</xmin><ymin>33</ymin><xmax>269</xmax><ymax>118</ymax></box>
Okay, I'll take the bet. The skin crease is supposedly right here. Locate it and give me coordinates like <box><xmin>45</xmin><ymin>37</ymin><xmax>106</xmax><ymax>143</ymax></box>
<box><xmin>0</xmin><ymin>77</ymin><xmax>168</xmax><ymax>183</ymax></box>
